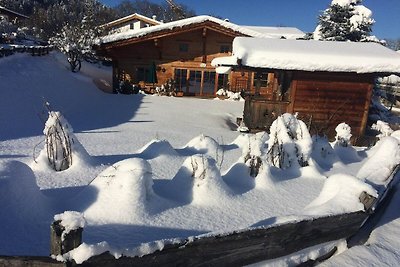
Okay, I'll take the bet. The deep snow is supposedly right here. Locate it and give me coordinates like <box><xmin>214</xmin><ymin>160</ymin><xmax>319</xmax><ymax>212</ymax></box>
<box><xmin>0</xmin><ymin>53</ymin><xmax>399</xmax><ymax>266</ymax></box>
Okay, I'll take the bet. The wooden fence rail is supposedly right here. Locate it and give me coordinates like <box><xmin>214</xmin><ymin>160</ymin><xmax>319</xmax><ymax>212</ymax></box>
<box><xmin>0</xmin><ymin>45</ymin><xmax>53</xmax><ymax>58</ymax></box>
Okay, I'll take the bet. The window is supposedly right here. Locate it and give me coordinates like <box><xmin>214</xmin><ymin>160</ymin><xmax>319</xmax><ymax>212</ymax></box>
<box><xmin>218</xmin><ymin>74</ymin><xmax>229</xmax><ymax>90</ymax></box>
<box><xmin>179</xmin><ymin>43</ymin><xmax>189</xmax><ymax>52</ymax></box>
<box><xmin>174</xmin><ymin>69</ymin><xmax>187</xmax><ymax>91</ymax></box>
<box><xmin>203</xmin><ymin>71</ymin><xmax>216</xmax><ymax>94</ymax></box>
<box><xmin>129</xmin><ymin>23</ymin><xmax>134</xmax><ymax>30</ymax></box>
<box><xmin>136</xmin><ymin>66</ymin><xmax>157</xmax><ymax>83</ymax></box>
<box><xmin>253</xmin><ymin>72</ymin><xmax>270</xmax><ymax>88</ymax></box>
<box><xmin>188</xmin><ymin>70</ymin><xmax>202</xmax><ymax>94</ymax></box>
<box><xmin>220</xmin><ymin>45</ymin><xmax>231</xmax><ymax>53</ymax></box>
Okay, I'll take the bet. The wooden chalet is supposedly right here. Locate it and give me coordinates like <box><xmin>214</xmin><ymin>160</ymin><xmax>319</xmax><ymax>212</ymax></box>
<box><xmin>100</xmin><ymin>13</ymin><xmax>162</xmax><ymax>35</ymax></box>
<box><xmin>0</xmin><ymin>5</ymin><xmax>29</xmax><ymax>24</ymax></box>
<box><xmin>212</xmin><ymin>37</ymin><xmax>400</xmax><ymax>140</ymax></box>
<box><xmin>97</xmin><ymin>15</ymin><xmax>305</xmax><ymax>96</ymax></box>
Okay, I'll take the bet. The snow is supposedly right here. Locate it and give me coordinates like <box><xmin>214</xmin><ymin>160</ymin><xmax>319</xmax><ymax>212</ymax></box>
<box><xmin>54</xmin><ymin>211</ymin><xmax>86</xmax><ymax>239</ymax></box>
<box><xmin>1</xmin><ymin>52</ymin><xmax>400</xmax><ymax>265</ymax></box>
<box><xmin>240</xmin><ymin>26</ymin><xmax>305</xmax><ymax>39</ymax></box>
<box><xmin>334</xmin><ymin>122</ymin><xmax>352</xmax><ymax>147</ymax></box>
<box><xmin>212</xmin><ymin>37</ymin><xmax>400</xmax><ymax>74</ymax></box>
<box><xmin>356</xmin><ymin>137</ymin><xmax>400</xmax><ymax>185</ymax></box>
<box><xmin>99</xmin><ymin>15</ymin><xmax>294</xmax><ymax>45</ymax></box>
<box><xmin>303</xmin><ymin>173</ymin><xmax>377</xmax><ymax>216</ymax></box>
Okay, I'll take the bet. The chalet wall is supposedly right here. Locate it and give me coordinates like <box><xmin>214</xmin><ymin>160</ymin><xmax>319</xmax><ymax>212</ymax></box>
<box><xmin>107</xmin><ymin>27</ymin><xmax>238</xmax><ymax>96</ymax></box>
<box><xmin>289</xmin><ymin>72</ymin><xmax>374</xmax><ymax>138</ymax></box>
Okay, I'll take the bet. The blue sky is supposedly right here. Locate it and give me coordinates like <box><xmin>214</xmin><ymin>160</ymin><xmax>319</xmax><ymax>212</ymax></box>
<box><xmin>101</xmin><ymin>0</ymin><xmax>400</xmax><ymax>40</ymax></box>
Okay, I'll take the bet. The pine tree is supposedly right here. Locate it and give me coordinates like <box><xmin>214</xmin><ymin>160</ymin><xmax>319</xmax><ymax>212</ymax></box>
<box><xmin>315</xmin><ymin>0</ymin><xmax>375</xmax><ymax>42</ymax></box>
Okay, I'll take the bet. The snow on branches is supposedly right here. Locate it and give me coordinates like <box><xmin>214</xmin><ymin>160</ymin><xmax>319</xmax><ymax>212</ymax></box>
<box><xmin>43</xmin><ymin>111</ymin><xmax>74</xmax><ymax>171</ymax></box>
<box><xmin>334</xmin><ymin>122</ymin><xmax>352</xmax><ymax>147</ymax></box>
<box><xmin>267</xmin><ymin>113</ymin><xmax>312</xmax><ymax>169</ymax></box>
<box><xmin>314</xmin><ymin>0</ymin><xmax>379</xmax><ymax>42</ymax></box>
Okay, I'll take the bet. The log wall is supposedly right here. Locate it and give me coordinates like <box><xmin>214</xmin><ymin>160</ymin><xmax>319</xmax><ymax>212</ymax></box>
<box><xmin>289</xmin><ymin>72</ymin><xmax>374</xmax><ymax>139</ymax></box>
<box><xmin>108</xmin><ymin>26</ymin><xmax>236</xmax><ymax>95</ymax></box>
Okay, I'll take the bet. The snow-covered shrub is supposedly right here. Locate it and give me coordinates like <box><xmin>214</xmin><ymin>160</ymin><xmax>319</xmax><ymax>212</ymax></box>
<box><xmin>216</xmin><ymin>88</ymin><xmax>243</xmax><ymax>101</ymax></box>
<box><xmin>82</xmin><ymin>158</ymin><xmax>155</xmax><ymax>223</ymax></box>
<box><xmin>185</xmin><ymin>134</ymin><xmax>224</xmax><ymax>167</ymax></box>
<box><xmin>44</xmin><ymin>111</ymin><xmax>74</xmax><ymax>171</ymax></box>
<box><xmin>167</xmin><ymin>155</ymin><xmax>231</xmax><ymax>205</ymax></box>
<box><xmin>242</xmin><ymin>132</ymin><xmax>269</xmax><ymax>177</ymax></box>
<box><xmin>334</xmin><ymin>122</ymin><xmax>352</xmax><ymax>147</ymax></box>
<box><xmin>371</xmin><ymin>120</ymin><xmax>394</xmax><ymax>139</ymax></box>
<box><xmin>267</xmin><ymin>113</ymin><xmax>312</xmax><ymax>169</ymax></box>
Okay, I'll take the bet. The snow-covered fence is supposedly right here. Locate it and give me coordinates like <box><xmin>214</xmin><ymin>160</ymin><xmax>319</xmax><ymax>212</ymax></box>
<box><xmin>50</xmin><ymin>191</ymin><xmax>378</xmax><ymax>266</ymax></box>
<box><xmin>0</xmin><ymin>44</ymin><xmax>53</xmax><ymax>58</ymax></box>
<box><xmin>1</xmin><ymin>169</ymin><xmax>397</xmax><ymax>266</ymax></box>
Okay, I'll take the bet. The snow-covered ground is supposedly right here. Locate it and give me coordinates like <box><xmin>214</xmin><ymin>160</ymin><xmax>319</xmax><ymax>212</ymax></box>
<box><xmin>1</xmin><ymin>53</ymin><xmax>399</xmax><ymax>265</ymax></box>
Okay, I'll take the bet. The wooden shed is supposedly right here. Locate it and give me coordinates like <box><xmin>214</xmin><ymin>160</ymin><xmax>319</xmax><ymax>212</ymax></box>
<box><xmin>96</xmin><ymin>15</ymin><xmax>305</xmax><ymax>95</ymax></box>
<box><xmin>212</xmin><ymin>37</ymin><xmax>400</xmax><ymax>140</ymax></box>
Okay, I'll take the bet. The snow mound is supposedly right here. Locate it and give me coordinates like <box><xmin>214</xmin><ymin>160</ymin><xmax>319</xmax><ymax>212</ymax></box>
<box><xmin>0</xmin><ymin>161</ymin><xmax>52</xmax><ymax>255</ymax></box>
<box><xmin>184</xmin><ymin>134</ymin><xmax>223</xmax><ymax>161</ymax></box>
<box><xmin>32</xmin><ymin>111</ymin><xmax>92</xmax><ymax>172</ymax></box>
<box><xmin>392</xmin><ymin>130</ymin><xmax>400</xmax><ymax>141</ymax></box>
<box><xmin>254</xmin><ymin>164</ymin><xmax>275</xmax><ymax>189</ymax></box>
<box><xmin>0</xmin><ymin>161</ymin><xmax>50</xmax><ymax>218</ymax></box>
<box><xmin>138</xmin><ymin>139</ymin><xmax>179</xmax><ymax>159</ymax></box>
<box><xmin>304</xmin><ymin>173</ymin><xmax>377</xmax><ymax>216</ymax></box>
<box><xmin>165</xmin><ymin>155</ymin><xmax>232</xmax><ymax>205</ymax></box>
<box><xmin>82</xmin><ymin>158</ymin><xmax>154</xmax><ymax>223</ymax></box>
<box><xmin>311</xmin><ymin>136</ymin><xmax>337</xmax><ymax>169</ymax></box>
<box><xmin>223</xmin><ymin>163</ymin><xmax>255</xmax><ymax>193</ymax></box>
<box><xmin>371</xmin><ymin>120</ymin><xmax>394</xmax><ymax>139</ymax></box>
<box><xmin>356</xmin><ymin>137</ymin><xmax>400</xmax><ymax>184</ymax></box>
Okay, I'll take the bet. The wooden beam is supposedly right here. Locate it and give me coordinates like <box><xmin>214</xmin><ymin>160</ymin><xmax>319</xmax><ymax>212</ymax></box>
<box><xmin>360</xmin><ymin>81</ymin><xmax>374</xmax><ymax>136</ymax></box>
<box><xmin>202</xmin><ymin>27</ymin><xmax>207</xmax><ymax>63</ymax></box>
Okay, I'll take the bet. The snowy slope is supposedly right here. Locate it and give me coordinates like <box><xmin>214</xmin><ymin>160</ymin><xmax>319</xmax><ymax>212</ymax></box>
<box><xmin>0</xmin><ymin>52</ymin><xmax>399</xmax><ymax>265</ymax></box>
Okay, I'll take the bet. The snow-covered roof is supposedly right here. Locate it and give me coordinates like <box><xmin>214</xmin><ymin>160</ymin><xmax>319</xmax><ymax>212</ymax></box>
<box><xmin>101</xmin><ymin>13</ymin><xmax>162</xmax><ymax>29</ymax></box>
<box><xmin>212</xmin><ymin>37</ymin><xmax>400</xmax><ymax>74</ymax></box>
<box><xmin>240</xmin><ymin>26</ymin><xmax>305</xmax><ymax>40</ymax></box>
<box><xmin>100</xmin><ymin>15</ymin><xmax>290</xmax><ymax>45</ymax></box>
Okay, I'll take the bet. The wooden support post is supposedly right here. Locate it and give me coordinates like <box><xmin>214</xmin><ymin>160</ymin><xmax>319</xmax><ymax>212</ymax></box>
<box><xmin>359</xmin><ymin>191</ymin><xmax>376</xmax><ymax>213</ymax></box>
<box><xmin>50</xmin><ymin>220</ymin><xmax>83</xmax><ymax>255</ymax></box>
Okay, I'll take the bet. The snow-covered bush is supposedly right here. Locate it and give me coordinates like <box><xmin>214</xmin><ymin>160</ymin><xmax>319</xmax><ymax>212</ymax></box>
<box><xmin>82</xmin><ymin>158</ymin><xmax>155</xmax><ymax>223</ymax></box>
<box><xmin>216</xmin><ymin>89</ymin><xmax>243</xmax><ymax>101</ymax></box>
<box><xmin>43</xmin><ymin>111</ymin><xmax>74</xmax><ymax>171</ymax></box>
<box><xmin>185</xmin><ymin>134</ymin><xmax>224</xmax><ymax>167</ymax></box>
<box><xmin>334</xmin><ymin>122</ymin><xmax>352</xmax><ymax>147</ymax></box>
<box><xmin>267</xmin><ymin>113</ymin><xmax>312</xmax><ymax>169</ymax></box>
<box><xmin>241</xmin><ymin>132</ymin><xmax>268</xmax><ymax>177</ymax></box>
<box><xmin>372</xmin><ymin>120</ymin><xmax>394</xmax><ymax>139</ymax></box>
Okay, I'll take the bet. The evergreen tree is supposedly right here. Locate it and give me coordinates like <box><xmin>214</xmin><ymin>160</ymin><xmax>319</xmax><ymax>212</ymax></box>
<box><xmin>314</xmin><ymin>0</ymin><xmax>375</xmax><ymax>42</ymax></box>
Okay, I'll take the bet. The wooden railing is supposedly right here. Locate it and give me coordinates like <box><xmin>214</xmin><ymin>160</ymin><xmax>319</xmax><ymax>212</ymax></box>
<box><xmin>0</xmin><ymin>44</ymin><xmax>53</xmax><ymax>58</ymax></box>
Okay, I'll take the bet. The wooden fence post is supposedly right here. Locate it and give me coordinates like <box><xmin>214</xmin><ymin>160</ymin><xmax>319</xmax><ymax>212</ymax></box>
<box><xmin>50</xmin><ymin>220</ymin><xmax>83</xmax><ymax>255</ymax></box>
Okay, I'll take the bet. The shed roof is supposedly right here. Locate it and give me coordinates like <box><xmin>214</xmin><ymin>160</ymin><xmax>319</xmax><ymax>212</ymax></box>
<box><xmin>212</xmin><ymin>37</ymin><xmax>400</xmax><ymax>75</ymax></box>
<box><xmin>240</xmin><ymin>26</ymin><xmax>305</xmax><ymax>39</ymax></box>
<box><xmin>99</xmin><ymin>15</ymin><xmax>303</xmax><ymax>45</ymax></box>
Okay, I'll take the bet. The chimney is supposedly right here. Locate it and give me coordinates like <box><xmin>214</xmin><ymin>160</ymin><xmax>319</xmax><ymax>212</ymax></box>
<box><xmin>152</xmin><ymin>15</ymin><xmax>157</xmax><ymax>21</ymax></box>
